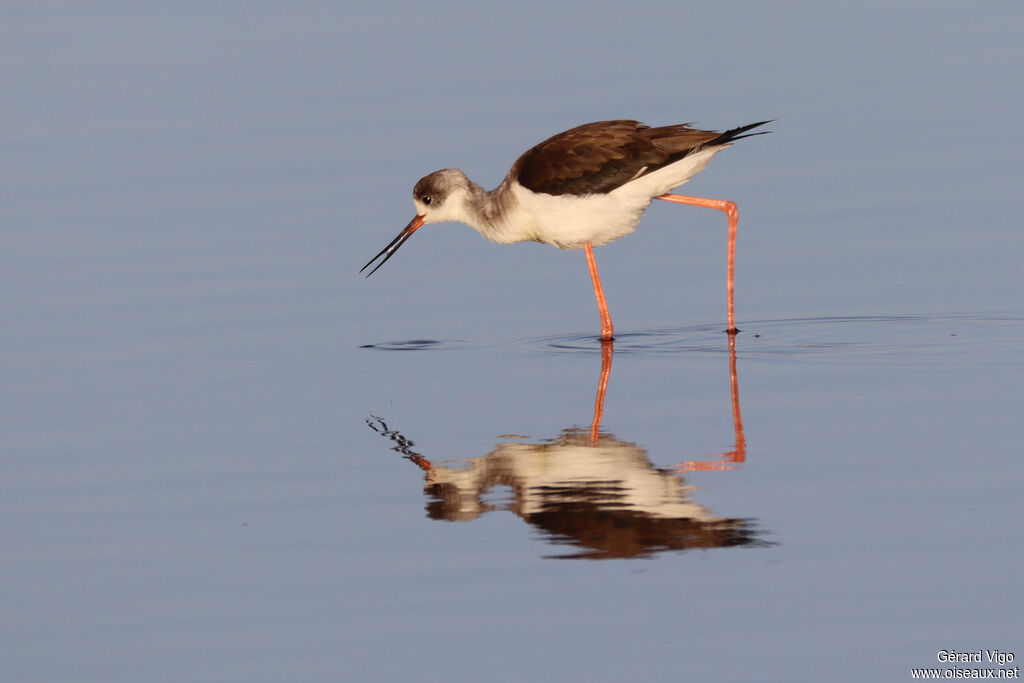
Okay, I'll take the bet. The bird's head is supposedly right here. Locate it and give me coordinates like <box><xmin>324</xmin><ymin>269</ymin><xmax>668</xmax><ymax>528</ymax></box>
<box><xmin>412</xmin><ymin>169</ymin><xmax>473</xmax><ymax>224</ymax></box>
<box><xmin>360</xmin><ymin>169</ymin><xmax>474</xmax><ymax>277</ymax></box>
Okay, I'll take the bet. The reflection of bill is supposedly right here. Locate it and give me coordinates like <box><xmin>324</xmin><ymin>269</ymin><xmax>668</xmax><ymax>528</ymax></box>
<box><xmin>367</xmin><ymin>337</ymin><xmax>767</xmax><ymax>559</ymax></box>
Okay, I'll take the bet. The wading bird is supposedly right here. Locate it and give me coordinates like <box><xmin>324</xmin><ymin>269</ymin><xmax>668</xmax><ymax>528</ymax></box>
<box><xmin>361</xmin><ymin>119</ymin><xmax>769</xmax><ymax>340</ymax></box>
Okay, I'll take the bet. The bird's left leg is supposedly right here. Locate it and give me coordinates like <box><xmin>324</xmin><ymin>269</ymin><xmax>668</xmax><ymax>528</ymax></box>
<box><xmin>656</xmin><ymin>194</ymin><xmax>739</xmax><ymax>334</ymax></box>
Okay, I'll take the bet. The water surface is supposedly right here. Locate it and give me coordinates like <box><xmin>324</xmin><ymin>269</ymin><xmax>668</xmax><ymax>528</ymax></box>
<box><xmin>3</xmin><ymin>2</ymin><xmax>1022</xmax><ymax>681</ymax></box>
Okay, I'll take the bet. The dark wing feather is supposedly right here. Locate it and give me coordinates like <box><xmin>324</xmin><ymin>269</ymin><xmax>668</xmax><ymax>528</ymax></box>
<box><xmin>511</xmin><ymin>120</ymin><xmax>771</xmax><ymax>196</ymax></box>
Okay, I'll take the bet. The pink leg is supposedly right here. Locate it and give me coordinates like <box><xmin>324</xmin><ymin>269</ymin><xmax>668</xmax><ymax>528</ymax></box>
<box><xmin>655</xmin><ymin>193</ymin><xmax>739</xmax><ymax>334</ymax></box>
<box><xmin>584</xmin><ymin>241</ymin><xmax>614</xmax><ymax>341</ymax></box>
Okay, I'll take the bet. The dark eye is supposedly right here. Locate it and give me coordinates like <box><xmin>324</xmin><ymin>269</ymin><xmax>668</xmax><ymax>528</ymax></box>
<box><xmin>422</xmin><ymin>195</ymin><xmax>432</xmax><ymax>205</ymax></box>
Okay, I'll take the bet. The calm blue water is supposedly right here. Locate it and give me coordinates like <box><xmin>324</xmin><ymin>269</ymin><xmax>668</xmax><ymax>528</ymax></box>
<box><xmin>3</xmin><ymin>2</ymin><xmax>1022</xmax><ymax>681</ymax></box>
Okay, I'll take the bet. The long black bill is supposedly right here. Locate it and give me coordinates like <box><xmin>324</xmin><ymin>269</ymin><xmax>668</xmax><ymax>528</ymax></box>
<box><xmin>360</xmin><ymin>215</ymin><xmax>425</xmax><ymax>277</ymax></box>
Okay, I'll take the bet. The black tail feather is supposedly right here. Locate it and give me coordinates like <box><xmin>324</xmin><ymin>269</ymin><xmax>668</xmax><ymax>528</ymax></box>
<box><xmin>713</xmin><ymin>120</ymin><xmax>774</xmax><ymax>145</ymax></box>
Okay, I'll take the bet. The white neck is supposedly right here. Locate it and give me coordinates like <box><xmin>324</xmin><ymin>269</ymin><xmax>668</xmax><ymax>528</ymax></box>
<box><xmin>450</xmin><ymin>180</ymin><xmax>535</xmax><ymax>245</ymax></box>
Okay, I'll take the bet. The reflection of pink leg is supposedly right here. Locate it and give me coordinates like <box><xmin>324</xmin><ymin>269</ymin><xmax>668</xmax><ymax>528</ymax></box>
<box><xmin>674</xmin><ymin>334</ymin><xmax>746</xmax><ymax>472</ymax></box>
<box><xmin>727</xmin><ymin>334</ymin><xmax>747</xmax><ymax>462</ymax></box>
<box><xmin>655</xmin><ymin>193</ymin><xmax>739</xmax><ymax>334</ymax></box>
<box><xmin>584</xmin><ymin>242</ymin><xmax>614</xmax><ymax>341</ymax></box>
<box><xmin>590</xmin><ymin>340</ymin><xmax>614</xmax><ymax>444</ymax></box>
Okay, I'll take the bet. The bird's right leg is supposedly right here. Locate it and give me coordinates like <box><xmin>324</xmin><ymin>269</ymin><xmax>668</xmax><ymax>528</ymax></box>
<box><xmin>583</xmin><ymin>241</ymin><xmax>614</xmax><ymax>341</ymax></box>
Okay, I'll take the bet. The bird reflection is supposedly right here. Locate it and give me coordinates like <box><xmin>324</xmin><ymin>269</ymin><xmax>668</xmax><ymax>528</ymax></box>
<box><xmin>367</xmin><ymin>336</ymin><xmax>765</xmax><ymax>559</ymax></box>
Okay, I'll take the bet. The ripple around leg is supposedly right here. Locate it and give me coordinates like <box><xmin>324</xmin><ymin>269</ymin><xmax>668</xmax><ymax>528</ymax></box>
<box><xmin>515</xmin><ymin>313</ymin><xmax>1024</xmax><ymax>361</ymax></box>
<box><xmin>520</xmin><ymin>323</ymin><xmax>736</xmax><ymax>355</ymax></box>
<box><xmin>734</xmin><ymin>313</ymin><xmax>1024</xmax><ymax>364</ymax></box>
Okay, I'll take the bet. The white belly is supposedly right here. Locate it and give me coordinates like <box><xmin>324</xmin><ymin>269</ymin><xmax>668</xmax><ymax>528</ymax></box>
<box><xmin>507</xmin><ymin>147</ymin><xmax>725</xmax><ymax>250</ymax></box>
<box><xmin>511</xmin><ymin>183</ymin><xmax>647</xmax><ymax>249</ymax></box>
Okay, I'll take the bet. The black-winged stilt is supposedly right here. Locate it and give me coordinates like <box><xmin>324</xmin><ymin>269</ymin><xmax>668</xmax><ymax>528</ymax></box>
<box><xmin>361</xmin><ymin>119</ymin><xmax>769</xmax><ymax>340</ymax></box>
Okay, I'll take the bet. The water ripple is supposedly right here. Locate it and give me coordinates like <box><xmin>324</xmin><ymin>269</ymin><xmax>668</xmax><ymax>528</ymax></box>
<box><xmin>359</xmin><ymin>339</ymin><xmax>461</xmax><ymax>351</ymax></box>
<box><xmin>518</xmin><ymin>313</ymin><xmax>1024</xmax><ymax>363</ymax></box>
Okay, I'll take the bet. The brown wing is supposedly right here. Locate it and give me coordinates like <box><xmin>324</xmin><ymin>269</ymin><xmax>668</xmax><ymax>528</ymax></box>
<box><xmin>510</xmin><ymin>120</ymin><xmax>770</xmax><ymax>196</ymax></box>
